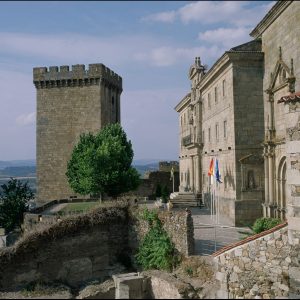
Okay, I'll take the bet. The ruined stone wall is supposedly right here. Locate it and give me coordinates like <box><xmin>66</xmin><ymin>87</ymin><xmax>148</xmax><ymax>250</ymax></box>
<box><xmin>128</xmin><ymin>208</ymin><xmax>194</xmax><ymax>258</ymax></box>
<box><xmin>126</xmin><ymin>171</ymin><xmax>180</xmax><ymax>199</ymax></box>
<box><xmin>0</xmin><ymin>203</ymin><xmax>193</xmax><ymax>292</ymax></box>
<box><xmin>34</xmin><ymin>64</ymin><xmax>122</xmax><ymax>203</ymax></box>
<box><xmin>0</xmin><ymin>205</ymin><xmax>128</xmax><ymax>291</ymax></box>
<box><xmin>214</xmin><ymin>223</ymin><xmax>292</xmax><ymax>299</ymax></box>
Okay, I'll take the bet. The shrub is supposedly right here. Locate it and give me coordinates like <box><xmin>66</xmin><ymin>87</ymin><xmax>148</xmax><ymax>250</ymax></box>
<box><xmin>155</xmin><ymin>184</ymin><xmax>162</xmax><ymax>198</ymax></box>
<box><xmin>161</xmin><ymin>185</ymin><xmax>170</xmax><ymax>204</ymax></box>
<box><xmin>252</xmin><ymin>217</ymin><xmax>282</xmax><ymax>234</ymax></box>
<box><xmin>136</xmin><ymin>208</ymin><xmax>180</xmax><ymax>271</ymax></box>
<box><xmin>0</xmin><ymin>178</ymin><xmax>33</xmax><ymax>232</ymax></box>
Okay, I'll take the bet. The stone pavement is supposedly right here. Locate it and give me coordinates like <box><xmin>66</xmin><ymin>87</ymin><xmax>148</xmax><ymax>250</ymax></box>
<box><xmin>191</xmin><ymin>207</ymin><xmax>252</xmax><ymax>256</ymax></box>
<box><xmin>139</xmin><ymin>201</ymin><xmax>253</xmax><ymax>256</ymax></box>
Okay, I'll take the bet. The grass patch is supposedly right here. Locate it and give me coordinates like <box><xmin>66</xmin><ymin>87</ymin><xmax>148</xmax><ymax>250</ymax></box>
<box><xmin>59</xmin><ymin>201</ymin><xmax>100</xmax><ymax>214</ymax></box>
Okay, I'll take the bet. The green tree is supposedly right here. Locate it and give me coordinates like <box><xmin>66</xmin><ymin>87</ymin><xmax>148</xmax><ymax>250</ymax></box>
<box><xmin>66</xmin><ymin>123</ymin><xmax>140</xmax><ymax>198</ymax></box>
<box><xmin>161</xmin><ymin>185</ymin><xmax>170</xmax><ymax>203</ymax></box>
<box><xmin>0</xmin><ymin>178</ymin><xmax>34</xmax><ymax>232</ymax></box>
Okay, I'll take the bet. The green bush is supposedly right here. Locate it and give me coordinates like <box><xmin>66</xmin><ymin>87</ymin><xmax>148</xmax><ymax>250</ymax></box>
<box><xmin>155</xmin><ymin>184</ymin><xmax>162</xmax><ymax>198</ymax></box>
<box><xmin>252</xmin><ymin>217</ymin><xmax>282</xmax><ymax>234</ymax></box>
<box><xmin>136</xmin><ymin>208</ymin><xmax>180</xmax><ymax>271</ymax></box>
<box><xmin>161</xmin><ymin>185</ymin><xmax>170</xmax><ymax>203</ymax></box>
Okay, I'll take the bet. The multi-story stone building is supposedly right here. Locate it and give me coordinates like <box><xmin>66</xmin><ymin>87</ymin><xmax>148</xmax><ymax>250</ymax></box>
<box><xmin>176</xmin><ymin>41</ymin><xmax>265</xmax><ymax>225</ymax></box>
<box><xmin>250</xmin><ymin>0</ymin><xmax>300</xmax><ymax>220</ymax></box>
<box><xmin>175</xmin><ymin>0</ymin><xmax>300</xmax><ymax>226</ymax></box>
<box><xmin>33</xmin><ymin>64</ymin><xmax>122</xmax><ymax>203</ymax></box>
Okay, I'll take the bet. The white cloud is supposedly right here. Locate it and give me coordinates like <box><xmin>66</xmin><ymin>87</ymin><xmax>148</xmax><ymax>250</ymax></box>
<box><xmin>0</xmin><ymin>31</ymin><xmax>226</xmax><ymax>69</ymax></box>
<box><xmin>142</xmin><ymin>10</ymin><xmax>176</xmax><ymax>23</ymax></box>
<box><xmin>142</xmin><ymin>1</ymin><xmax>276</xmax><ymax>27</ymax></box>
<box><xmin>16</xmin><ymin>112</ymin><xmax>36</xmax><ymax>126</ymax></box>
<box><xmin>0</xmin><ymin>32</ymin><xmax>156</xmax><ymax>67</ymax></box>
<box><xmin>135</xmin><ymin>45</ymin><xmax>223</xmax><ymax>67</ymax></box>
<box><xmin>198</xmin><ymin>27</ymin><xmax>250</xmax><ymax>49</ymax></box>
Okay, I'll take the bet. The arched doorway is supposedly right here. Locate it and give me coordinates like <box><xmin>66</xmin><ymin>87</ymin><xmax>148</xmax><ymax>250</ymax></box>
<box><xmin>277</xmin><ymin>156</ymin><xmax>287</xmax><ymax>220</ymax></box>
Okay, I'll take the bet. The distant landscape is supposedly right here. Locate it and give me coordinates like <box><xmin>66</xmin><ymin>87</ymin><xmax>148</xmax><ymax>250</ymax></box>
<box><xmin>0</xmin><ymin>159</ymin><xmax>168</xmax><ymax>195</ymax></box>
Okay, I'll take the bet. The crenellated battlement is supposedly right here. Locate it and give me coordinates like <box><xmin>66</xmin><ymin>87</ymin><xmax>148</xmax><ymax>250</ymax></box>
<box><xmin>33</xmin><ymin>63</ymin><xmax>122</xmax><ymax>90</ymax></box>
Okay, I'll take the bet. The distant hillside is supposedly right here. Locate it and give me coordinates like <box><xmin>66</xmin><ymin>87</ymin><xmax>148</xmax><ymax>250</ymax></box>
<box><xmin>133</xmin><ymin>163</ymin><xmax>158</xmax><ymax>177</ymax></box>
<box><xmin>0</xmin><ymin>166</ymin><xmax>36</xmax><ymax>178</ymax></box>
<box><xmin>0</xmin><ymin>159</ymin><xmax>36</xmax><ymax>170</ymax></box>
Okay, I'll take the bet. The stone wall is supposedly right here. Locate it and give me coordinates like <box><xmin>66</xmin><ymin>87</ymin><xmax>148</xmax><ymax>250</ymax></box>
<box><xmin>127</xmin><ymin>171</ymin><xmax>180</xmax><ymax>199</ymax></box>
<box><xmin>213</xmin><ymin>223</ymin><xmax>293</xmax><ymax>299</ymax></box>
<box><xmin>128</xmin><ymin>207</ymin><xmax>194</xmax><ymax>258</ymax></box>
<box><xmin>0</xmin><ymin>205</ymin><xmax>129</xmax><ymax>291</ymax></box>
<box><xmin>142</xmin><ymin>270</ymin><xmax>189</xmax><ymax>299</ymax></box>
<box><xmin>0</xmin><ymin>203</ymin><xmax>194</xmax><ymax>292</ymax></box>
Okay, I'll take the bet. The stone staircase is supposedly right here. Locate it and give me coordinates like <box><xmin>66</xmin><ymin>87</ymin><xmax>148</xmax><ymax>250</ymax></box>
<box><xmin>170</xmin><ymin>192</ymin><xmax>202</xmax><ymax>207</ymax></box>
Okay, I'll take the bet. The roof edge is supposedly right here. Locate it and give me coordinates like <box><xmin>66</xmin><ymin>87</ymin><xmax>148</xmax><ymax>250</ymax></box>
<box><xmin>250</xmin><ymin>1</ymin><xmax>293</xmax><ymax>38</ymax></box>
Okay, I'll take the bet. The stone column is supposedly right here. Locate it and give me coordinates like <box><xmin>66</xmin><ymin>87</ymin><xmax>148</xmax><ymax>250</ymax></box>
<box><xmin>268</xmin><ymin>146</ymin><xmax>275</xmax><ymax>217</ymax></box>
<box><xmin>263</xmin><ymin>149</ymin><xmax>269</xmax><ymax>217</ymax></box>
<box><xmin>190</xmin><ymin>156</ymin><xmax>194</xmax><ymax>193</ymax></box>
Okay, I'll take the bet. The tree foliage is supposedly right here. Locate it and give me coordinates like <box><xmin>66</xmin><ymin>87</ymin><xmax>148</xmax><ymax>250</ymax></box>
<box><xmin>136</xmin><ymin>208</ymin><xmax>180</xmax><ymax>271</ymax></box>
<box><xmin>161</xmin><ymin>185</ymin><xmax>170</xmax><ymax>203</ymax></box>
<box><xmin>0</xmin><ymin>178</ymin><xmax>33</xmax><ymax>232</ymax></box>
<box><xmin>66</xmin><ymin>123</ymin><xmax>140</xmax><ymax>197</ymax></box>
<box><xmin>252</xmin><ymin>217</ymin><xmax>282</xmax><ymax>234</ymax></box>
<box><xmin>155</xmin><ymin>184</ymin><xmax>162</xmax><ymax>198</ymax></box>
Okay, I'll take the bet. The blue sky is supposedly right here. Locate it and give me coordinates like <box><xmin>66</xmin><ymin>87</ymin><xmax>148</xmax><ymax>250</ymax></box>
<box><xmin>0</xmin><ymin>1</ymin><xmax>274</xmax><ymax>161</ymax></box>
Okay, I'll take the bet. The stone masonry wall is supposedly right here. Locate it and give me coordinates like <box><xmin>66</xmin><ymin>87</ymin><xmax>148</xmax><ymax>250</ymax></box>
<box><xmin>0</xmin><ymin>205</ymin><xmax>128</xmax><ymax>291</ymax></box>
<box><xmin>128</xmin><ymin>207</ymin><xmax>194</xmax><ymax>258</ymax></box>
<box><xmin>0</xmin><ymin>203</ymin><xmax>194</xmax><ymax>292</ymax></box>
<box><xmin>213</xmin><ymin>223</ymin><xmax>292</xmax><ymax>299</ymax></box>
<box><xmin>126</xmin><ymin>171</ymin><xmax>180</xmax><ymax>199</ymax></box>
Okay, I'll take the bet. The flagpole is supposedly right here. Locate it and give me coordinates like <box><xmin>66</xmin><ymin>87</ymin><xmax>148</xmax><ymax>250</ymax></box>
<box><xmin>173</xmin><ymin>174</ymin><xmax>174</xmax><ymax>193</ymax></box>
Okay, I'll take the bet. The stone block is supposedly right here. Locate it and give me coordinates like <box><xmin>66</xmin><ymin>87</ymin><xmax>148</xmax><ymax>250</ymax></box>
<box><xmin>57</xmin><ymin>257</ymin><xmax>93</xmax><ymax>286</ymax></box>
<box><xmin>287</xmin><ymin>142</ymin><xmax>300</xmax><ymax>154</ymax></box>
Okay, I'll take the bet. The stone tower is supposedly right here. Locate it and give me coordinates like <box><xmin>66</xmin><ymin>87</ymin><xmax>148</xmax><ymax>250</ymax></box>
<box><xmin>33</xmin><ymin>63</ymin><xmax>122</xmax><ymax>203</ymax></box>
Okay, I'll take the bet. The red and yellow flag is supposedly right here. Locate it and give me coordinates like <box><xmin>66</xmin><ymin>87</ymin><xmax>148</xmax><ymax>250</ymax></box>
<box><xmin>208</xmin><ymin>158</ymin><xmax>214</xmax><ymax>177</ymax></box>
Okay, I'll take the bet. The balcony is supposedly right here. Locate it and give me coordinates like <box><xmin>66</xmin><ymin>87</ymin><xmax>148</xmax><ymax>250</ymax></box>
<box><xmin>182</xmin><ymin>135</ymin><xmax>192</xmax><ymax>147</ymax></box>
<box><xmin>182</xmin><ymin>134</ymin><xmax>203</xmax><ymax>149</ymax></box>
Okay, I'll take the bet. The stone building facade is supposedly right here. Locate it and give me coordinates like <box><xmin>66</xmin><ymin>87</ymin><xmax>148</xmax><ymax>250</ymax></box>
<box><xmin>175</xmin><ymin>0</ymin><xmax>300</xmax><ymax>226</ymax></box>
<box><xmin>33</xmin><ymin>64</ymin><xmax>122</xmax><ymax>203</ymax></box>
<box><xmin>176</xmin><ymin>41</ymin><xmax>265</xmax><ymax>226</ymax></box>
<box><xmin>250</xmin><ymin>0</ymin><xmax>300</xmax><ymax>220</ymax></box>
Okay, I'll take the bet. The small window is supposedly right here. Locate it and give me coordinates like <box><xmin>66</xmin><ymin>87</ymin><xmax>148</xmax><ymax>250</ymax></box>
<box><xmin>224</xmin><ymin>120</ymin><xmax>227</xmax><ymax>138</ymax></box>
<box><xmin>216</xmin><ymin>123</ymin><xmax>219</xmax><ymax>141</ymax></box>
<box><xmin>202</xmin><ymin>130</ymin><xmax>205</xmax><ymax>144</ymax></box>
<box><xmin>215</xmin><ymin>86</ymin><xmax>218</xmax><ymax>104</ymax></box>
<box><xmin>208</xmin><ymin>93</ymin><xmax>211</xmax><ymax>109</ymax></box>
<box><xmin>222</xmin><ymin>79</ymin><xmax>226</xmax><ymax>97</ymax></box>
<box><xmin>208</xmin><ymin>127</ymin><xmax>211</xmax><ymax>143</ymax></box>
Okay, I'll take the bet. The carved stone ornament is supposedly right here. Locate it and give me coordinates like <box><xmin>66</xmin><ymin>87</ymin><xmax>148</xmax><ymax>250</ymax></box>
<box><xmin>287</xmin><ymin>119</ymin><xmax>300</xmax><ymax>141</ymax></box>
<box><xmin>291</xmin><ymin>185</ymin><xmax>300</xmax><ymax>197</ymax></box>
<box><xmin>291</xmin><ymin>155</ymin><xmax>300</xmax><ymax>171</ymax></box>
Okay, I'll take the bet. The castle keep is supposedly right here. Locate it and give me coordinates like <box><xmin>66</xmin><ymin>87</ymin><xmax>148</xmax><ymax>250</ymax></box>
<box><xmin>33</xmin><ymin>64</ymin><xmax>122</xmax><ymax>203</ymax></box>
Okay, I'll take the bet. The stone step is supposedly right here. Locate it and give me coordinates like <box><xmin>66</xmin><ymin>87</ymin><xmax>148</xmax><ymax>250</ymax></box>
<box><xmin>170</xmin><ymin>200</ymin><xmax>200</xmax><ymax>207</ymax></box>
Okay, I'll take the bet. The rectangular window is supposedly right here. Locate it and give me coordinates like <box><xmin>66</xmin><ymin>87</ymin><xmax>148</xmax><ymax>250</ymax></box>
<box><xmin>216</xmin><ymin>123</ymin><xmax>219</xmax><ymax>141</ymax></box>
<box><xmin>224</xmin><ymin>120</ymin><xmax>227</xmax><ymax>138</ymax></box>
<box><xmin>202</xmin><ymin>130</ymin><xmax>205</xmax><ymax>144</ymax></box>
<box><xmin>222</xmin><ymin>79</ymin><xmax>226</xmax><ymax>97</ymax></box>
<box><xmin>208</xmin><ymin>93</ymin><xmax>211</xmax><ymax>109</ymax></box>
<box><xmin>208</xmin><ymin>127</ymin><xmax>211</xmax><ymax>143</ymax></box>
<box><xmin>215</xmin><ymin>86</ymin><xmax>218</xmax><ymax>104</ymax></box>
